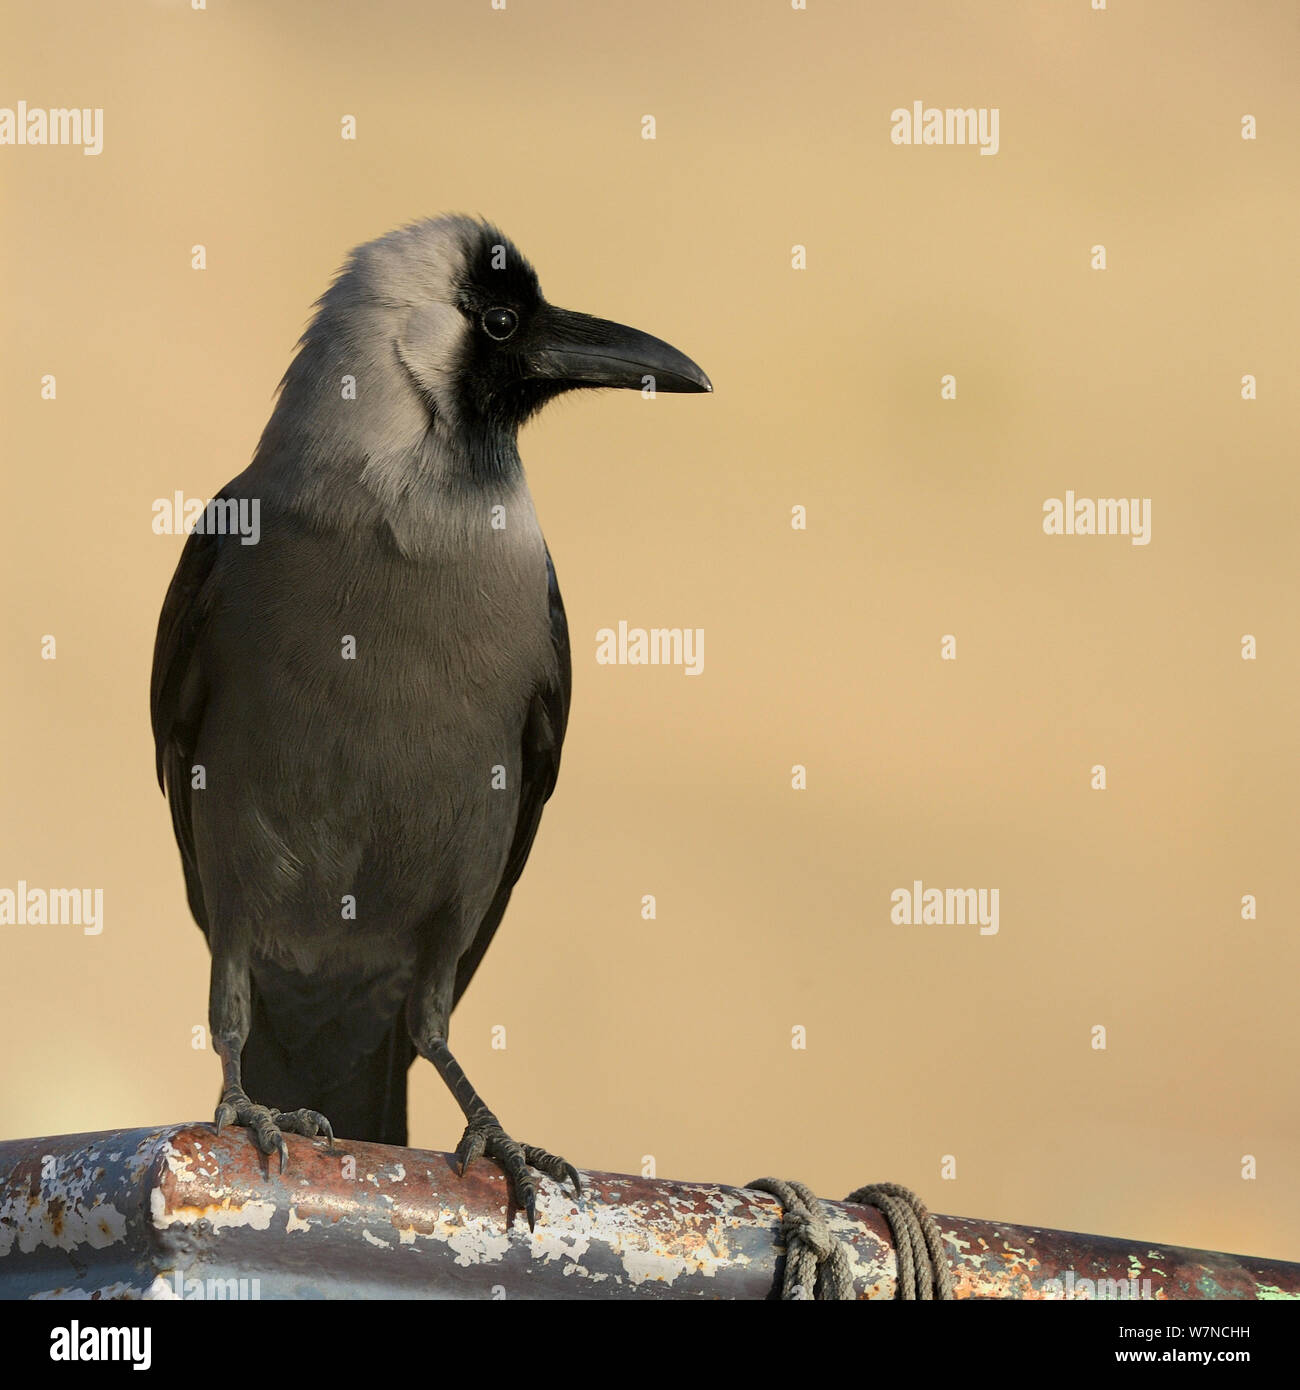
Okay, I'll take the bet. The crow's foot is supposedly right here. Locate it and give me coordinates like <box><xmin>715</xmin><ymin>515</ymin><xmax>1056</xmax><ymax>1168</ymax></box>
<box><xmin>454</xmin><ymin>1115</ymin><xmax>581</xmax><ymax>1231</ymax></box>
<box><xmin>214</xmin><ymin>1087</ymin><xmax>334</xmax><ymax>1171</ymax></box>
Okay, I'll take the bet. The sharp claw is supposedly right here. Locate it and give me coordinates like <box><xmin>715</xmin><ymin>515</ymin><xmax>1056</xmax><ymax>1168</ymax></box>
<box><xmin>565</xmin><ymin>1165</ymin><xmax>583</xmax><ymax>1197</ymax></box>
<box><xmin>322</xmin><ymin>1120</ymin><xmax>335</xmax><ymax>1150</ymax></box>
<box><xmin>455</xmin><ymin>1127</ymin><xmax>487</xmax><ymax>1177</ymax></box>
<box><xmin>214</xmin><ymin>1103</ymin><xmax>233</xmax><ymax>1136</ymax></box>
<box><xmin>525</xmin><ymin>1191</ymin><xmax>536</xmax><ymax>1233</ymax></box>
<box><xmin>277</xmin><ymin>1137</ymin><xmax>290</xmax><ymax>1173</ymax></box>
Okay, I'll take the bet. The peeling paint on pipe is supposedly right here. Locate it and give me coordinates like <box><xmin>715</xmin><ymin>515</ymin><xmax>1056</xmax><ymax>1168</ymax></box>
<box><xmin>0</xmin><ymin>1125</ymin><xmax>1296</xmax><ymax>1300</ymax></box>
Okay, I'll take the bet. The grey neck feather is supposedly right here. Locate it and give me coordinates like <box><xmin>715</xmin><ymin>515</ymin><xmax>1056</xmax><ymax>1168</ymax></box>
<box><xmin>249</xmin><ymin>285</ymin><xmax>526</xmax><ymax>553</ymax></box>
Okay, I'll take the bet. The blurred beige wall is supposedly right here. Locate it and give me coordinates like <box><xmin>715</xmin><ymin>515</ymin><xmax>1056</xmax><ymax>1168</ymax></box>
<box><xmin>2</xmin><ymin>0</ymin><xmax>1297</xmax><ymax>1263</ymax></box>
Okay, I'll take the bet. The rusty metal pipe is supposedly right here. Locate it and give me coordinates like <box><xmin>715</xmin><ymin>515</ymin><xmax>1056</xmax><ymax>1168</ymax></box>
<box><xmin>0</xmin><ymin>1125</ymin><xmax>1295</xmax><ymax>1300</ymax></box>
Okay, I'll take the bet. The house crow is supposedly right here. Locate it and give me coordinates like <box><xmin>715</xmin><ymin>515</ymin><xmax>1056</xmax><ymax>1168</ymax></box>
<box><xmin>150</xmin><ymin>216</ymin><xmax>711</xmax><ymax>1226</ymax></box>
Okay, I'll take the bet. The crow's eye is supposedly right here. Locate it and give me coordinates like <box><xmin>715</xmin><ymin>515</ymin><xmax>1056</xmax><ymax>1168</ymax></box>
<box><xmin>481</xmin><ymin>307</ymin><xmax>518</xmax><ymax>341</ymax></box>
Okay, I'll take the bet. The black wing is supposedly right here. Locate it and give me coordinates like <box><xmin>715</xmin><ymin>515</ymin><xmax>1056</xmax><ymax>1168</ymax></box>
<box><xmin>452</xmin><ymin>546</ymin><xmax>571</xmax><ymax>1009</ymax></box>
<box><xmin>150</xmin><ymin>522</ymin><xmax>226</xmax><ymax>936</ymax></box>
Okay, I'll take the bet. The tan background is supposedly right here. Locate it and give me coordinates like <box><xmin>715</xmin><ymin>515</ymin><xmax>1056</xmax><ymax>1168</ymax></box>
<box><xmin>2</xmin><ymin>0</ymin><xmax>1297</xmax><ymax>1263</ymax></box>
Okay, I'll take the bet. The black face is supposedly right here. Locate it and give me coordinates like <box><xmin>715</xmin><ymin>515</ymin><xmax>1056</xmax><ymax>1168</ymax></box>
<box><xmin>451</xmin><ymin>225</ymin><xmax>712</xmax><ymax>436</ymax></box>
<box><xmin>451</xmin><ymin>227</ymin><xmax>554</xmax><ymax>429</ymax></box>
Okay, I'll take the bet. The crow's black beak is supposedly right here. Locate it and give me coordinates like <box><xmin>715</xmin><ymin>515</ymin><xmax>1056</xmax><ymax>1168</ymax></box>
<box><xmin>525</xmin><ymin>306</ymin><xmax>712</xmax><ymax>394</ymax></box>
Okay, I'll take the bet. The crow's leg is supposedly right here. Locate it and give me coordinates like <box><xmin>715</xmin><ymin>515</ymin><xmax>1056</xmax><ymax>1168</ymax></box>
<box><xmin>209</xmin><ymin>940</ymin><xmax>333</xmax><ymax>1170</ymax></box>
<box><xmin>428</xmin><ymin>1038</ymin><xmax>582</xmax><ymax>1230</ymax></box>
<box><xmin>408</xmin><ymin>970</ymin><xmax>580</xmax><ymax>1231</ymax></box>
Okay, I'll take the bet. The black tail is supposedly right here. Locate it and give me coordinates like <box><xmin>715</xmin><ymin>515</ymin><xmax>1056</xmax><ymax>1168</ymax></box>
<box><xmin>240</xmin><ymin>961</ymin><xmax>415</xmax><ymax>1147</ymax></box>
